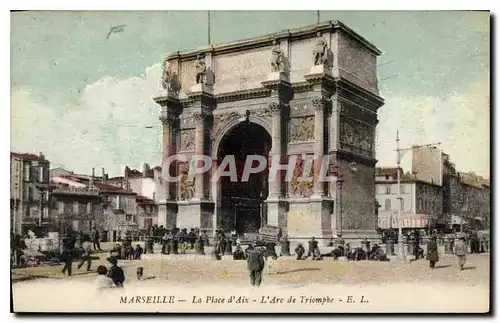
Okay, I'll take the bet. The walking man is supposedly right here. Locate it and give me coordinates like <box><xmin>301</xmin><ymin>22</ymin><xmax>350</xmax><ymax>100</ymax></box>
<box><xmin>92</xmin><ymin>227</ymin><xmax>101</xmax><ymax>251</ymax></box>
<box><xmin>61</xmin><ymin>232</ymin><xmax>76</xmax><ymax>276</ymax></box>
<box><xmin>247</xmin><ymin>243</ymin><xmax>265</xmax><ymax>287</ymax></box>
<box><xmin>426</xmin><ymin>233</ymin><xmax>439</xmax><ymax>269</ymax></box>
<box><xmin>77</xmin><ymin>239</ymin><xmax>92</xmax><ymax>271</ymax></box>
<box><xmin>455</xmin><ymin>233</ymin><xmax>467</xmax><ymax>270</ymax></box>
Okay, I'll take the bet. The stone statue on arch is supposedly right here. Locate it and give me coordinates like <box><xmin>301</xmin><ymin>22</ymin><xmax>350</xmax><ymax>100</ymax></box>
<box><xmin>161</xmin><ymin>57</ymin><xmax>181</xmax><ymax>96</ymax></box>
<box><xmin>270</xmin><ymin>38</ymin><xmax>290</xmax><ymax>76</ymax></box>
<box><xmin>195</xmin><ymin>54</ymin><xmax>216</xmax><ymax>87</ymax></box>
<box><xmin>312</xmin><ymin>32</ymin><xmax>334</xmax><ymax>67</ymax></box>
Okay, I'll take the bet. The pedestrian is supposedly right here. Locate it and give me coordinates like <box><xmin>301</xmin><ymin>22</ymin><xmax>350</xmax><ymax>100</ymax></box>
<box><xmin>134</xmin><ymin>244</ymin><xmax>144</xmax><ymax>260</ymax></box>
<box><xmin>307</xmin><ymin>237</ymin><xmax>316</xmax><ymax>257</ymax></box>
<box><xmin>77</xmin><ymin>239</ymin><xmax>93</xmax><ymax>271</ymax></box>
<box><xmin>455</xmin><ymin>233</ymin><xmax>467</xmax><ymax>270</ymax></box>
<box><xmin>92</xmin><ymin>227</ymin><xmax>101</xmax><ymax>251</ymax></box>
<box><xmin>247</xmin><ymin>243</ymin><xmax>265</xmax><ymax>287</ymax></box>
<box><xmin>426</xmin><ymin>233</ymin><xmax>439</xmax><ymax>269</ymax></box>
<box><xmin>295</xmin><ymin>243</ymin><xmax>305</xmax><ymax>260</ymax></box>
<box><xmin>137</xmin><ymin>266</ymin><xmax>144</xmax><ymax>280</ymax></box>
<box><xmin>95</xmin><ymin>265</ymin><xmax>115</xmax><ymax>290</ymax></box>
<box><xmin>61</xmin><ymin>232</ymin><xmax>76</xmax><ymax>276</ymax></box>
<box><xmin>106</xmin><ymin>256</ymin><xmax>125</xmax><ymax>287</ymax></box>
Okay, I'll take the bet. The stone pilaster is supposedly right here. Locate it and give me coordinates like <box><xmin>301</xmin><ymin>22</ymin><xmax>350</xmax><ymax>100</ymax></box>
<box><xmin>261</xmin><ymin>72</ymin><xmax>293</xmax><ymax>230</ymax></box>
<box><xmin>298</xmin><ymin>65</ymin><xmax>336</xmax><ymax>242</ymax></box>
<box><xmin>192</xmin><ymin>111</ymin><xmax>208</xmax><ymax>200</ymax></box>
<box><xmin>268</xmin><ymin>101</ymin><xmax>283</xmax><ymax>200</ymax></box>
<box><xmin>311</xmin><ymin>97</ymin><xmax>329</xmax><ymax>197</ymax></box>
<box><xmin>181</xmin><ymin>84</ymin><xmax>216</xmax><ymax>231</ymax></box>
<box><xmin>156</xmin><ymin>95</ymin><xmax>182</xmax><ymax>229</ymax></box>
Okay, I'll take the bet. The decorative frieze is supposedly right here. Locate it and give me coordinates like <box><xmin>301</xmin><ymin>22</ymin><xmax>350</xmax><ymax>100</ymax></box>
<box><xmin>290</xmin><ymin>116</ymin><xmax>314</xmax><ymax>142</ymax></box>
<box><xmin>339</xmin><ymin>100</ymin><xmax>377</xmax><ymax>126</ymax></box>
<box><xmin>290</xmin><ymin>155</ymin><xmax>314</xmax><ymax>198</ymax></box>
<box><xmin>339</xmin><ymin>117</ymin><xmax>374</xmax><ymax>158</ymax></box>
<box><xmin>179</xmin><ymin>162</ymin><xmax>195</xmax><ymax>201</ymax></box>
<box><xmin>179</xmin><ymin>129</ymin><xmax>195</xmax><ymax>151</ymax></box>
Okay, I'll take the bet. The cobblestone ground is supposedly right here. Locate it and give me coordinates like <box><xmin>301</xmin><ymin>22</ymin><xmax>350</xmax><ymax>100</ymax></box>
<box><xmin>12</xmin><ymin>252</ymin><xmax>490</xmax><ymax>287</ymax></box>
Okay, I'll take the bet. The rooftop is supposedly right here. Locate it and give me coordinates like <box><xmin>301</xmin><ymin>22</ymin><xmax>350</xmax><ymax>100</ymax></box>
<box><xmin>11</xmin><ymin>152</ymin><xmax>42</xmax><ymax>161</ymax></box>
<box><xmin>166</xmin><ymin>20</ymin><xmax>382</xmax><ymax>61</ymax></box>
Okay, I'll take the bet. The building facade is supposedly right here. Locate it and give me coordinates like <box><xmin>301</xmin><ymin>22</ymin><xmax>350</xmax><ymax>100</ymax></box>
<box><xmin>375</xmin><ymin>167</ymin><xmax>442</xmax><ymax>231</ymax></box>
<box><xmin>154</xmin><ymin>21</ymin><xmax>384</xmax><ymax>242</ymax></box>
<box><xmin>442</xmin><ymin>155</ymin><xmax>490</xmax><ymax>230</ymax></box>
<box><xmin>11</xmin><ymin>152</ymin><xmax>51</xmax><ymax>234</ymax></box>
<box><xmin>49</xmin><ymin>186</ymin><xmax>101</xmax><ymax>233</ymax></box>
<box><xmin>50</xmin><ymin>168</ymin><xmax>139</xmax><ymax>240</ymax></box>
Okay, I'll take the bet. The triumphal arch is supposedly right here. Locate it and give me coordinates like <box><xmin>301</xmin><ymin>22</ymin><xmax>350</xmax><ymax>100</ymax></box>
<box><xmin>154</xmin><ymin>21</ymin><xmax>384</xmax><ymax>243</ymax></box>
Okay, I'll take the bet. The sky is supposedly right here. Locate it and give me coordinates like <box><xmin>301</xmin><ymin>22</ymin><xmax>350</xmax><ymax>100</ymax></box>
<box><xmin>10</xmin><ymin>11</ymin><xmax>490</xmax><ymax>178</ymax></box>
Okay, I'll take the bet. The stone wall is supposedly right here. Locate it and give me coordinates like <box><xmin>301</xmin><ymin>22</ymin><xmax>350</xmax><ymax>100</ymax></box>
<box><xmin>336</xmin><ymin>32</ymin><xmax>378</xmax><ymax>94</ymax></box>
<box><xmin>338</xmin><ymin>158</ymin><xmax>377</xmax><ymax>233</ymax></box>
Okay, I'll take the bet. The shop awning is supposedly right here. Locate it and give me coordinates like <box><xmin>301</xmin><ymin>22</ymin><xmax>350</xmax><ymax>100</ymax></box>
<box><xmin>378</xmin><ymin>214</ymin><xmax>429</xmax><ymax>229</ymax></box>
<box><xmin>451</xmin><ymin>215</ymin><xmax>468</xmax><ymax>225</ymax></box>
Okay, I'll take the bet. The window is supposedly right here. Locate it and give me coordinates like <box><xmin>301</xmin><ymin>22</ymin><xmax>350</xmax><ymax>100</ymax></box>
<box><xmin>384</xmin><ymin>198</ymin><xmax>391</xmax><ymax>211</ymax></box>
<box><xmin>27</xmin><ymin>186</ymin><xmax>34</xmax><ymax>201</ymax></box>
<box><xmin>39</xmin><ymin>166</ymin><xmax>44</xmax><ymax>183</ymax></box>
<box><xmin>87</xmin><ymin>202</ymin><xmax>92</xmax><ymax>214</ymax></box>
<box><xmin>400</xmin><ymin>185</ymin><xmax>405</xmax><ymax>194</ymax></box>
<box><xmin>385</xmin><ymin>175</ymin><xmax>389</xmax><ymax>180</ymax></box>
<box><xmin>73</xmin><ymin>201</ymin><xmax>79</xmax><ymax>214</ymax></box>
<box><xmin>401</xmin><ymin>198</ymin><xmax>405</xmax><ymax>210</ymax></box>
<box><xmin>126</xmin><ymin>214</ymin><xmax>133</xmax><ymax>222</ymax></box>
<box><xmin>24</xmin><ymin>163</ymin><xmax>30</xmax><ymax>181</ymax></box>
<box><xmin>58</xmin><ymin>201</ymin><xmax>64</xmax><ymax>215</ymax></box>
<box><xmin>386</xmin><ymin>185</ymin><xmax>391</xmax><ymax>194</ymax></box>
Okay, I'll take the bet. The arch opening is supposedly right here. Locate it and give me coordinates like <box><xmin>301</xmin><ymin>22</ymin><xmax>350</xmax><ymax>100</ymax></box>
<box><xmin>216</xmin><ymin>122</ymin><xmax>272</xmax><ymax>234</ymax></box>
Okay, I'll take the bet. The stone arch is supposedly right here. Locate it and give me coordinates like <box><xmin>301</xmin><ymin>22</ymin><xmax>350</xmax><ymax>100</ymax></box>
<box><xmin>212</xmin><ymin>115</ymin><xmax>272</xmax><ymax>159</ymax></box>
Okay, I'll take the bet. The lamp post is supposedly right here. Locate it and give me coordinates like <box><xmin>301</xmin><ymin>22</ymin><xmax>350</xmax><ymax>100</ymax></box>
<box><xmin>337</xmin><ymin>175</ymin><xmax>344</xmax><ymax>235</ymax></box>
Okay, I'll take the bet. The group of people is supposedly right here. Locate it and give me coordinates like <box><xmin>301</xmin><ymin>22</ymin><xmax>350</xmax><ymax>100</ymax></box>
<box><xmin>292</xmin><ymin>235</ymin><xmax>390</xmax><ymax>262</ymax></box>
<box><xmin>109</xmin><ymin>242</ymin><xmax>144</xmax><ymax>260</ymax></box>
<box><xmin>95</xmin><ymin>256</ymin><xmax>126</xmax><ymax>290</ymax></box>
<box><xmin>155</xmin><ymin>227</ymin><xmax>210</xmax><ymax>255</ymax></box>
<box><xmin>426</xmin><ymin>230</ymin><xmax>469</xmax><ymax>270</ymax></box>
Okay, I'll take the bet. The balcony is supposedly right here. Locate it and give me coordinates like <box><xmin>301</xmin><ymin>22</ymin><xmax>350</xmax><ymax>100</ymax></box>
<box><xmin>52</xmin><ymin>186</ymin><xmax>100</xmax><ymax>196</ymax></box>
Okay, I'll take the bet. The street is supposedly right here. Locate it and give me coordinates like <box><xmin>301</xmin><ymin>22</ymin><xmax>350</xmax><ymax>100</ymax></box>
<box><xmin>12</xmin><ymin>253</ymin><xmax>490</xmax><ymax>312</ymax></box>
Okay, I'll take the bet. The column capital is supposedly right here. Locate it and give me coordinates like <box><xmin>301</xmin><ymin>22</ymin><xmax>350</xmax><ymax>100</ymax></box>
<box><xmin>159</xmin><ymin>115</ymin><xmax>179</xmax><ymax>125</ymax></box>
<box><xmin>269</xmin><ymin>101</ymin><xmax>290</xmax><ymax>114</ymax></box>
<box><xmin>192</xmin><ymin>109</ymin><xmax>213</xmax><ymax>122</ymax></box>
<box><xmin>312</xmin><ymin>97</ymin><xmax>331</xmax><ymax>112</ymax></box>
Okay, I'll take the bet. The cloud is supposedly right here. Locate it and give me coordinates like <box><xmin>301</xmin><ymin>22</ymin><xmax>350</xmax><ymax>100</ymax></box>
<box><xmin>11</xmin><ymin>65</ymin><xmax>490</xmax><ymax>179</ymax></box>
<box><xmin>376</xmin><ymin>77</ymin><xmax>490</xmax><ymax>178</ymax></box>
<box><xmin>11</xmin><ymin>64</ymin><xmax>163</xmax><ymax>176</ymax></box>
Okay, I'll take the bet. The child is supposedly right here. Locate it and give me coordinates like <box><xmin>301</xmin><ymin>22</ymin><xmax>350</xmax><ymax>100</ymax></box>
<box><xmin>95</xmin><ymin>265</ymin><xmax>115</xmax><ymax>290</ymax></box>
<box><xmin>455</xmin><ymin>234</ymin><xmax>467</xmax><ymax>270</ymax></box>
<box><xmin>106</xmin><ymin>256</ymin><xmax>125</xmax><ymax>287</ymax></box>
<box><xmin>180</xmin><ymin>240</ymin><xmax>189</xmax><ymax>254</ymax></box>
<box><xmin>137</xmin><ymin>266</ymin><xmax>144</xmax><ymax>280</ymax></box>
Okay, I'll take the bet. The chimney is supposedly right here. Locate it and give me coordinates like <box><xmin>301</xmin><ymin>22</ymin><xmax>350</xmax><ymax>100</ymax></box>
<box><xmin>143</xmin><ymin>163</ymin><xmax>150</xmax><ymax>178</ymax></box>
<box><xmin>101</xmin><ymin>168</ymin><xmax>105</xmax><ymax>183</ymax></box>
<box><xmin>124</xmin><ymin>166</ymin><xmax>129</xmax><ymax>190</ymax></box>
<box><xmin>39</xmin><ymin>152</ymin><xmax>45</xmax><ymax>160</ymax></box>
<box><xmin>90</xmin><ymin>168</ymin><xmax>95</xmax><ymax>188</ymax></box>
